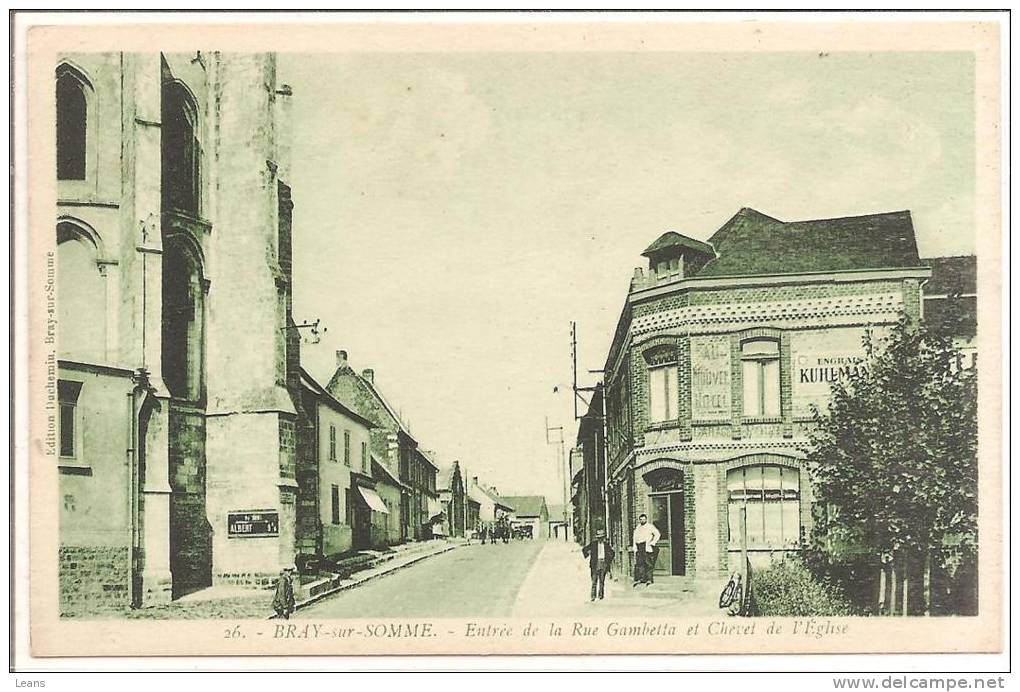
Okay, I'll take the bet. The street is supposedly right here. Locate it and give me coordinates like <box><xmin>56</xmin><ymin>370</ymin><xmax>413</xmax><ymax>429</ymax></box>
<box><xmin>298</xmin><ymin>540</ymin><xmax>545</xmax><ymax>618</ymax></box>
<box><xmin>297</xmin><ymin>539</ymin><xmax>727</xmax><ymax>619</ymax></box>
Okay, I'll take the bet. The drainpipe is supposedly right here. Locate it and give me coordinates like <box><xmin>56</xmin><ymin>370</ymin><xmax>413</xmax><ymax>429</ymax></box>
<box><xmin>128</xmin><ymin>367</ymin><xmax>155</xmax><ymax>608</ymax></box>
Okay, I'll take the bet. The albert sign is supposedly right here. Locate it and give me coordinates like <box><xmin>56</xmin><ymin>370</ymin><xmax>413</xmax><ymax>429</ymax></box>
<box><xmin>227</xmin><ymin>510</ymin><xmax>280</xmax><ymax>538</ymax></box>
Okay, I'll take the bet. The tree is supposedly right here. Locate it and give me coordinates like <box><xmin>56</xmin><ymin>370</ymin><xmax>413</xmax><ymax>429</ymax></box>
<box><xmin>806</xmin><ymin>314</ymin><xmax>978</xmax><ymax>615</ymax></box>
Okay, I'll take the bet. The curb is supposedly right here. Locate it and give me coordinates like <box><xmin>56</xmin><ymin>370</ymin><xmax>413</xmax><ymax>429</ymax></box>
<box><xmin>270</xmin><ymin>543</ymin><xmax>462</xmax><ymax>618</ymax></box>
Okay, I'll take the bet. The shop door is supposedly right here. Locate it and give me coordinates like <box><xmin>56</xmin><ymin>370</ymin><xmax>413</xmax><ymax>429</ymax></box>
<box><xmin>649</xmin><ymin>491</ymin><xmax>685</xmax><ymax>576</ymax></box>
<box><xmin>352</xmin><ymin>491</ymin><xmax>371</xmax><ymax>550</ymax></box>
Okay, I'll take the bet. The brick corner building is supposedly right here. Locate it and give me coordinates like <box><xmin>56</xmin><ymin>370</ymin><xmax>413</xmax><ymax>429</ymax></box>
<box><xmin>580</xmin><ymin>207</ymin><xmax>947</xmax><ymax>582</ymax></box>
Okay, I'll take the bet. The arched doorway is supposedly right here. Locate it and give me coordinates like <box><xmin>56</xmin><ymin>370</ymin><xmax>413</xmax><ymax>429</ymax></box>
<box><xmin>643</xmin><ymin>467</ymin><xmax>686</xmax><ymax>576</ymax></box>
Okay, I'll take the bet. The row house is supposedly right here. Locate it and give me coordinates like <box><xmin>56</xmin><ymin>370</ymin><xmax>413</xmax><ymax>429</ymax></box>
<box><xmin>324</xmin><ymin>350</ymin><xmax>438</xmax><ymax>543</ymax></box>
<box><xmin>295</xmin><ymin>368</ymin><xmax>387</xmax><ymax>559</ymax></box>
<box><xmin>585</xmin><ymin>207</ymin><xmax>935</xmax><ymax>581</ymax></box>
<box><xmin>54</xmin><ymin>51</ymin><xmax>299</xmax><ymax>612</ymax></box>
<box><xmin>413</xmin><ymin>449</ymin><xmax>442</xmax><ymax>540</ymax></box>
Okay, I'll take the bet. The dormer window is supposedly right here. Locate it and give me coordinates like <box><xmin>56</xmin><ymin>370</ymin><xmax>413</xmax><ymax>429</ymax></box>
<box><xmin>656</xmin><ymin>257</ymin><xmax>682</xmax><ymax>283</ymax></box>
<box><xmin>641</xmin><ymin>230</ymin><xmax>715</xmax><ymax>286</ymax></box>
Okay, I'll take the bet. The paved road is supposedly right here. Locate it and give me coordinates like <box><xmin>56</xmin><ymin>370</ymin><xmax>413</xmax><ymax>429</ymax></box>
<box><xmin>298</xmin><ymin>540</ymin><xmax>545</xmax><ymax>618</ymax></box>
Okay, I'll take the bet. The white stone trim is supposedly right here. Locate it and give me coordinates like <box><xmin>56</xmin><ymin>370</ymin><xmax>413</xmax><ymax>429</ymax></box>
<box><xmin>632</xmin><ymin>292</ymin><xmax>905</xmax><ymax>337</ymax></box>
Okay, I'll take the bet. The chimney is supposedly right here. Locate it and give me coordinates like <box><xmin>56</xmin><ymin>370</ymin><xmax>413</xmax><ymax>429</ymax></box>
<box><xmin>490</xmin><ymin>487</ymin><xmax>498</xmax><ymax>495</ymax></box>
<box><xmin>336</xmin><ymin>350</ymin><xmax>348</xmax><ymax>369</ymax></box>
<box><xmin>472</xmin><ymin>476</ymin><xmax>478</xmax><ymax>486</ymax></box>
<box><xmin>362</xmin><ymin>368</ymin><xmax>374</xmax><ymax>384</ymax></box>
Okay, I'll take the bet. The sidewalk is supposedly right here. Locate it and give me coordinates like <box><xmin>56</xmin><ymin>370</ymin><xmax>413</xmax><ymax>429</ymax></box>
<box><xmin>113</xmin><ymin>539</ymin><xmax>463</xmax><ymax>620</ymax></box>
<box><xmin>511</xmin><ymin>540</ymin><xmax>728</xmax><ymax>617</ymax></box>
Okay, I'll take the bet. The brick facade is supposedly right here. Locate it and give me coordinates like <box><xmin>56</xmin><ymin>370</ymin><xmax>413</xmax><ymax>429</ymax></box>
<box><xmin>592</xmin><ymin>214</ymin><xmax>931</xmax><ymax>581</ymax></box>
<box><xmin>59</xmin><ymin>546</ymin><xmax>131</xmax><ymax>615</ymax></box>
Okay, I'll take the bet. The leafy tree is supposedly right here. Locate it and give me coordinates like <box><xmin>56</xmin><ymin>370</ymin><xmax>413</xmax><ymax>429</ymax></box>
<box><xmin>806</xmin><ymin>313</ymin><xmax>978</xmax><ymax>613</ymax></box>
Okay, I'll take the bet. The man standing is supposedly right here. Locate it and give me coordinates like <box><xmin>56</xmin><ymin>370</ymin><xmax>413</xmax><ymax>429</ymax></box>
<box><xmin>630</xmin><ymin>513</ymin><xmax>661</xmax><ymax>586</ymax></box>
<box><xmin>272</xmin><ymin>567</ymin><xmax>296</xmax><ymax>619</ymax></box>
<box><xmin>582</xmin><ymin>528</ymin><xmax>615</xmax><ymax>601</ymax></box>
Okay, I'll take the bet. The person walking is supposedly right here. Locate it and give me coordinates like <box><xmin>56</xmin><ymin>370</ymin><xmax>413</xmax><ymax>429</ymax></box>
<box><xmin>272</xmin><ymin>567</ymin><xmax>296</xmax><ymax>619</ymax></box>
<box><xmin>582</xmin><ymin>528</ymin><xmax>615</xmax><ymax>601</ymax></box>
<box><xmin>630</xmin><ymin>513</ymin><xmax>661</xmax><ymax>586</ymax></box>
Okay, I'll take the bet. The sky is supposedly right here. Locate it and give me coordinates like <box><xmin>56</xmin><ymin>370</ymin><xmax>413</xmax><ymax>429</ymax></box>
<box><xmin>279</xmin><ymin>51</ymin><xmax>975</xmax><ymax>503</ymax></box>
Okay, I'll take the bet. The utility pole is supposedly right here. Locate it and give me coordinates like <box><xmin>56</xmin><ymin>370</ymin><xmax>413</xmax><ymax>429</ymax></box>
<box><xmin>571</xmin><ymin>321</ymin><xmax>609</xmax><ymax>542</ymax></box>
<box><xmin>545</xmin><ymin>417</ymin><xmax>569</xmax><ymax>541</ymax></box>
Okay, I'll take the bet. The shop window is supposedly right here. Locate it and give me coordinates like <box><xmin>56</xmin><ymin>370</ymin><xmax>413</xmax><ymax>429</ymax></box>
<box><xmin>58</xmin><ymin>380</ymin><xmax>83</xmax><ymax>459</ymax></box>
<box><xmin>727</xmin><ymin>465</ymin><xmax>800</xmax><ymax>550</ymax></box>
<box><xmin>741</xmin><ymin>338</ymin><xmax>780</xmax><ymax>418</ymax></box>
<box><xmin>331</xmin><ymin>485</ymin><xmax>340</xmax><ymax>525</ymax></box>
<box><xmin>648</xmin><ymin>364</ymin><xmax>678</xmax><ymax>423</ymax></box>
<box><xmin>344</xmin><ymin>430</ymin><xmax>351</xmax><ymax>467</ymax></box>
<box><xmin>161</xmin><ymin>81</ymin><xmax>201</xmax><ymax>215</ymax></box>
<box><xmin>56</xmin><ymin>69</ymin><xmax>89</xmax><ymax>180</ymax></box>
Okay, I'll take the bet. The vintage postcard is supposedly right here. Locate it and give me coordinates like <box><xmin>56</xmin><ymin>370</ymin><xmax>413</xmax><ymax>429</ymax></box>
<box><xmin>15</xmin><ymin>13</ymin><xmax>1004</xmax><ymax>661</ymax></box>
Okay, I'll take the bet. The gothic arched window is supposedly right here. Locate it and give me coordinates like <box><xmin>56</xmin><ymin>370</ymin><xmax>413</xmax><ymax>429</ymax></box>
<box><xmin>56</xmin><ymin>219</ymin><xmax>107</xmax><ymax>362</ymax></box>
<box><xmin>56</xmin><ymin>66</ymin><xmax>91</xmax><ymax>180</ymax></box>
<box><xmin>161</xmin><ymin>81</ymin><xmax>201</xmax><ymax>215</ymax></box>
<box><xmin>162</xmin><ymin>237</ymin><xmax>205</xmax><ymax>401</ymax></box>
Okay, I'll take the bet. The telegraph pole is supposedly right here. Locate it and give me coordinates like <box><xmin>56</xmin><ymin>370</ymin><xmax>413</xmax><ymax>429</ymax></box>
<box><xmin>545</xmin><ymin>417</ymin><xmax>569</xmax><ymax>541</ymax></box>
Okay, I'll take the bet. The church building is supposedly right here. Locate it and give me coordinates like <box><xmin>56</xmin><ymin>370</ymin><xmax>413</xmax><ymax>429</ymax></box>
<box><xmin>55</xmin><ymin>51</ymin><xmax>300</xmax><ymax>611</ymax></box>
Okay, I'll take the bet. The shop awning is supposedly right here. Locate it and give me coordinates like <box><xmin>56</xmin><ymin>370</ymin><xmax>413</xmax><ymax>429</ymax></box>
<box><xmin>357</xmin><ymin>486</ymin><xmax>389</xmax><ymax>514</ymax></box>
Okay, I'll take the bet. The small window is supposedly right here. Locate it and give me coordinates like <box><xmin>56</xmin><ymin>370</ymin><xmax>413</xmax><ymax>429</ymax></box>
<box><xmin>56</xmin><ymin>70</ymin><xmax>88</xmax><ymax>181</ymax></box>
<box><xmin>741</xmin><ymin>339</ymin><xmax>781</xmax><ymax>418</ymax></box>
<box><xmin>655</xmin><ymin>257</ymin><xmax>682</xmax><ymax>283</ymax></box>
<box><xmin>331</xmin><ymin>485</ymin><xmax>341</xmax><ymax>525</ymax></box>
<box><xmin>58</xmin><ymin>380</ymin><xmax>83</xmax><ymax>459</ymax></box>
<box><xmin>329</xmin><ymin>425</ymin><xmax>337</xmax><ymax>461</ymax></box>
<box><xmin>361</xmin><ymin>441</ymin><xmax>368</xmax><ymax>473</ymax></box>
<box><xmin>344</xmin><ymin>430</ymin><xmax>351</xmax><ymax>467</ymax></box>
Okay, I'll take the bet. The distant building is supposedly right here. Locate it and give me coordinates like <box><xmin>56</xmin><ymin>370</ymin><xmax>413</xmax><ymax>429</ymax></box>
<box><xmin>585</xmin><ymin>207</ymin><xmax>932</xmax><ymax>580</ymax></box>
<box><xmin>437</xmin><ymin>461</ymin><xmax>466</xmax><ymax>538</ymax></box>
<box><xmin>504</xmin><ymin>496</ymin><xmax>550</xmax><ymax>539</ymax></box>
<box><xmin>468</xmin><ymin>478</ymin><xmax>515</xmax><ymax>533</ymax></box>
<box><xmin>547</xmin><ymin>504</ymin><xmax>571</xmax><ymax>540</ymax></box>
<box><xmin>466</xmin><ymin>496</ymin><xmax>481</xmax><ymax>538</ymax></box>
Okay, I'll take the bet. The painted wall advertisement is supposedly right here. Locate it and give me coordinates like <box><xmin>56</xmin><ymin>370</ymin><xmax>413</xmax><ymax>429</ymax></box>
<box><xmin>690</xmin><ymin>335</ymin><xmax>730</xmax><ymax>420</ymax></box>
<box><xmin>790</xmin><ymin>329</ymin><xmax>872</xmax><ymax>417</ymax></box>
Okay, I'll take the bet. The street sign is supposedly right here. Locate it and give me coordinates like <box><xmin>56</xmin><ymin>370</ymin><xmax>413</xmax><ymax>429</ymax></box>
<box><xmin>227</xmin><ymin>510</ymin><xmax>279</xmax><ymax>538</ymax></box>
